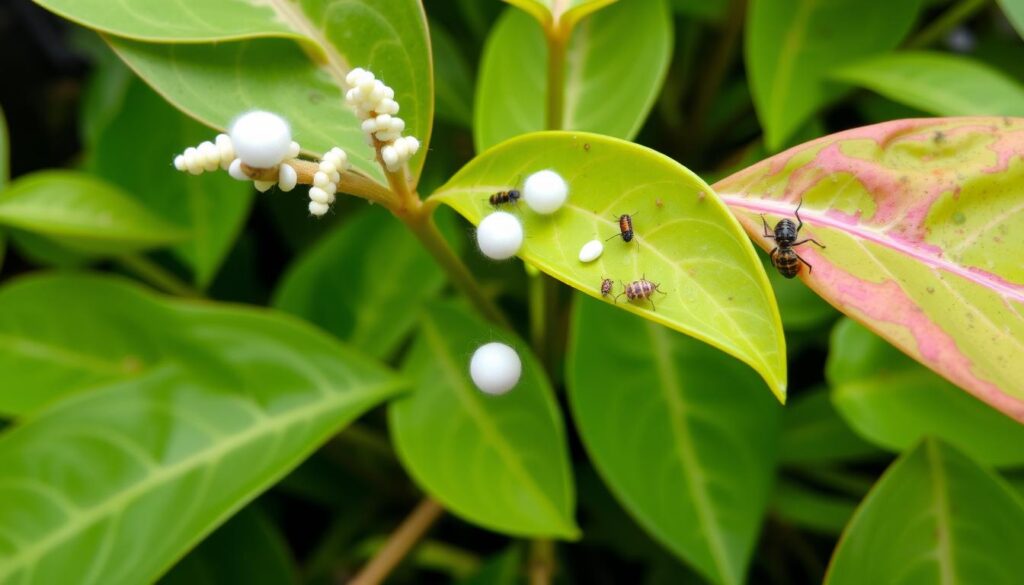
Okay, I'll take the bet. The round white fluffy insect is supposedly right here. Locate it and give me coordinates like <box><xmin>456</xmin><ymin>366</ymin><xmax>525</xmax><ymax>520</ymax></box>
<box><xmin>578</xmin><ymin>239</ymin><xmax>603</xmax><ymax>263</ymax></box>
<box><xmin>476</xmin><ymin>211</ymin><xmax>523</xmax><ymax>260</ymax></box>
<box><xmin>229</xmin><ymin>111</ymin><xmax>293</xmax><ymax>168</ymax></box>
<box><xmin>523</xmin><ymin>169</ymin><xmax>568</xmax><ymax>214</ymax></box>
<box><xmin>469</xmin><ymin>342</ymin><xmax>522</xmax><ymax>395</ymax></box>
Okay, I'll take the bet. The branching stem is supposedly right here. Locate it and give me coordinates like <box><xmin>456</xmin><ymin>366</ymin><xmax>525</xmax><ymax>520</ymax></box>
<box><xmin>348</xmin><ymin>498</ymin><xmax>445</xmax><ymax>585</ymax></box>
<box><xmin>116</xmin><ymin>254</ymin><xmax>201</xmax><ymax>298</ymax></box>
<box><xmin>905</xmin><ymin>0</ymin><xmax>989</xmax><ymax>49</ymax></box>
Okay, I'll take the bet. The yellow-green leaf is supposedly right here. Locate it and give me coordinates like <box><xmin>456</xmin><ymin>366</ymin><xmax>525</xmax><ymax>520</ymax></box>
<box><xmin>714</xmin><ymin>117</ymin><xmax>1024</xmax><ymax>421</ymax></box>
<box><xmin>431</xmin><ymin>131</ymin><xmax>786</xmax><ymax>398</ymax></box>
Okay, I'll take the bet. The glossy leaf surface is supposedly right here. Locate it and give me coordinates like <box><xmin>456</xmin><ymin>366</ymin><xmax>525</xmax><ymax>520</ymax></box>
<box><xmin>0</xmin><ymin>274</ymin><xmax>403</xmax><ymax>584</ymax></box>
<box><xmin>102</xmin><ymin>0</ymin><xmax>432</xmax><ymax>183</ymax></box>
<box><xmin>568</xmin><ymin>295</ymin><xmax>781</xmax><ymax>585</ymax></box>
<box><xmin>826</xmin><ymin>440</ymin><xmax>1024</xmax><ymax>585</ymax></box>
<box><xmin>828</xmin><ymin>318</ymin><xmax>1024</xmax><ymax>467</ymax></box>
<box><xmin>389</xmin><ymin>302</ymin><xmax>577</xmax><ymax>538</ymax></box>
<box><xmin>91</xmin><ymin>77</ymin><xmax>253</xmax><ymax>288</ymax></box>
<box><xmin>834</xmin><ymin>52</ymin><xmax>1024</xmax><ymax>117</ymax></box>
<box><xmin>714</xmin><ymin>118</ymin><xmax>1024</xmax><ymax>420</ymax></box>
<box><xmin>475</xmin><ymin>0</ymin><xmax>671</xmax><ymax>150</ymax></box>
<box><xmin>433</xmin><ymin>131</ymin><xmax>787</xmax><ymax>397</ymax></box>
<box><xmin>0</xmin><ymin>171</ymin><xmax>186</xmax><ymax>255</ymax></box>
<box><xmin>745</xmin><ymin>0</ymin><xmax>922</xmax><ymax>149</ymax></box>
<box><xmin>274</xmin><ymin>207</ymin><xmax>446</xmax><ymax>360</ymax></box>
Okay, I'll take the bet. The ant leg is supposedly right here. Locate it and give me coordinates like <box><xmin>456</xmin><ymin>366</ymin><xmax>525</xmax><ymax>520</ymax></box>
<box><xmin>794</xmin><ymin>198</ymin><xmax>805</xmax><ymax>232</ymax></box>
<box><xmin>761</xmin><ymin>214</ymin><xmax>774</xmax><ymax>238</ymax></box>
<box><xmin>792</xmin><ymin>238</ymin><xmax>826</xmax><ymax>249</ymax></box>
<box><xmin>796</xmin><ymin>253</ymin><xmax>813</xmax><ymax>274</ymax></box>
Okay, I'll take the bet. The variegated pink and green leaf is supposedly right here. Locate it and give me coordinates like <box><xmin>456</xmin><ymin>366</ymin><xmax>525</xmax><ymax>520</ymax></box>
<box><xmin>714</xmin><ymin>117</ymin><xmax>1024</xmax><ymax>421</ymax></box>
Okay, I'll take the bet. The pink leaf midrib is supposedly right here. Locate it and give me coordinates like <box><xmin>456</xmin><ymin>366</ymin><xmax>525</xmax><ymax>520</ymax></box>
<box><xmin>719</xmin><ymin>195</ymin><xmax>1024</xmax><ymax>304</ymax></box>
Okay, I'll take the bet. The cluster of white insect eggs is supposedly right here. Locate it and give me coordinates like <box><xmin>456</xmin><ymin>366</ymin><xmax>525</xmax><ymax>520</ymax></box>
<box><xmin>174</xmin><ymin>134</ymin><xmax>235</xmax><ymax>175</ymax></box>
<box><xmin>308</xmin><ymin>147</ymin><xmax>349</xmax><ymax>217</ymax></box>
<box><xmin>345</xmin><ymin>68</ymin><xmax>420</xmax><ymax>172</ymax></box>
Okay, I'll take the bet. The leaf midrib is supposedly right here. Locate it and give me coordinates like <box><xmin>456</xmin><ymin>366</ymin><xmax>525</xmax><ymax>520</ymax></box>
<box><xmin>646</xmin><ymin>322</ymin><xmax>736</xmax><ymax>585</ymax></box>
<box><xmin>926</xmin><ymin>441</ymin><xmax>956</xmax><ymax>585</ymax></box>
<box><xmin>266</xmin><ymin>0</ymin><xmax>350</xmax><ymax>87</ymax></box>
<box><xmin>0</xmin><ymin>332</ymin><xmax>135</xmax><ymax>376</ymax></box>
<box><xmin>419</xmin><ymin>316</ymin><xmax>572</xmax><ymax>535</ymax></box>
<box><xmin>0</xmin><ymin>379</ymin><xmax>394</xmax><ymax>579</ymax></box>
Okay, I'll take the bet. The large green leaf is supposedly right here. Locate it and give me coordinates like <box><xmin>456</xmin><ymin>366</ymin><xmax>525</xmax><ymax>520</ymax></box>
<box><xmin>568</xmin><ymin>295</ymin><xmax>780</xmax><ymax>585</ymax></box>
<box><xmin>714</xmin><ymin>118</ymin><xmax>1024</xmax><ymax>421</ymax></box>
<box><xmin>431</xmin><ymin>22</ymin><xmax>474</xmax><ymax>128</ymax></box>
<box><xmin>96</xmin><ymin>0</ymin><xmax>432</xmax><ymax>184</ymax></box>
<box><xmin>432</xmin><ymin>131</ymin><xmax>787</xmax><ymax>398</ymax></box>
<box><xmin>0</xmin><ymin>103</ymin><xmax>8</xmax><ymax>186</ymax></box>
<box><xmin>771</xmin><ymin>478</ymin><xmax>857</xmax><ymax>535</ymax></box>
<box><xmin>0</xmin><ymin>274</ymin><xmax>403</xmax><ymax>584</ymax></box>
<box><xmin>474</xmin><ymin>0</ymin><xmax>671</xmax><ymax>150</ymax></box>
<box><xmin>779</xmin><ymin>389</ymin><xmax>879</xmax><ymax>465</ymax></box>
<box><xmin>826</xmin><ymin>439</ymin><xmax>1024</xmax><ymax>585</ymax></box>
<box><xmin>0</xmin><ymin>171</ymin><xmax>187</xmax><ymax>255</ymax></box>
<box><xmin>827</xmin><ymin>318</ymin><xmax>1024</xmax><ymax>467</ymax></box>
<box><xmin>834</xmin><ymin>52</ymin><xmax>1024</xmax><ymax>117</ymax></box>
<box><xmin>273</xmin><ymin>207</ymin><xmax>446</xmax><ymax>360</ymax></box>
<box><xmin>389</xmin><ymin>302</ymin><xmax>577</xmax><ymax>538</ymax></box>
<box><xmin>161</xmin><ymin>505</ymin><xmax>294</xmax><ymax>585</ymax></box>
<box><xmin>999</xmin><ymin>0</ymin><xmax>1024</xmax><ymax>37</ymax></box>
<box><xmin>91</xmin><ymin>77</ymin><xmax>253</xmax><ymax>288</ymax></box>
<box><xmin>745</xmin><ymin>0</ymin><xmax>922</xmax><ymax>149</ymax></box>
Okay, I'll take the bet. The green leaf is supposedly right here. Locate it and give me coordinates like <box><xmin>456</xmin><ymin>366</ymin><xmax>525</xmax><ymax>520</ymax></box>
<box><xmin>0</xmin><ymin>103</ymin><xmax>8</xmax><ymax>186</ymax></box>
<box><xmin>771</xmin><ymin>478</ymin><xmax>857</xmax><ymax>535</ymax></box>
<box><xmin>745</xmin><ymin>0</ymin><xmax>923</xmax><ymax>149</ymax></box>
<box><xmin>0</xmin><ymin>171</ymin><xmax>187</xmax><ymax>255</ymax></box>
<box><xmin>456</xmin><ymin>546</ymin><xmax>521</xmax><ymax>585</ymax></box>
<box><xmin>99</xmin><ymin>0</ymin><xmax>432</xmax><ymax>183</ymax></box>
<box><xmin>389</xmin><ymin>302</ymin><xmax>577</xmax><ymax>538</ymax></box>
<box><xmin>779</xmin><ymin>389</ymin><xmax>880</xmax><ymax>465</ymax></box>
<box><xmin>432</xmin><ymin>131</ymin><xmax>787</xmax><ymax>398</ymax></box>
<box><xmin>505</xmin><ymin>0</ymin><xmax>618</xmax><ymax>30</ymax></box>
<box><xmin>833</xmin><ymin>51</ymin><xmax>1024</xmax><ymax>117</ymax></box>
<box><xmin>161</xmin><ymin>505</ymin><xmax>294</xmax><ymax>585</ymax></box>
<box><xmin>998</xmin><ymin>0</ymin><xmax>1024</xmax><ymax>38</ymax></box>
<box><xmin>431</xmin><ymin>22</ymin><xmax>474</xmax><ymax>127</ymax></box>
<box><xmin>0</xmin><ymin>274</ymin><xmax>403</xmax><ymax>584</ymax></box>
<box><xmin>827</xmin><ymin>318</ymin><xmax>1024</xmax><ymax>468</ymax></box>
<box><xmin>826</xmin><ymin>439</ymin><xmax>1024</xmax><ymax>585</ymax></box>
<box><xmin>273</xmin><ymin>207</ymin><xmax>446</xmax><ymax>360</ymax></box>
<box><xmin>567</xmin><ymin>295</ymin><xmax>781</xmax><ymax>585</ymax></box>
<box><xmin>474</xmin><ymin>0</ymin><xmax>672</xmax><ymax>150</ymax></box>
<box><xmin>90</xmin><ymin>77</ymin><xmax>253</xmax><ymax>288</ymax></box>
<box><xmin>714</xmin><ymin>117</ymin><xmax>1024</xmax><ymax>421</ymax></box>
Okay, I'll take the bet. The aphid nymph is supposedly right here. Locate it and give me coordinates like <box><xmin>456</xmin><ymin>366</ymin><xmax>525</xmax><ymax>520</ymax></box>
<box><xmin>600</xmin><ymin>278</ymin><xmax>614</xmax><ymax>298</ymax></box>
<box><xmin>607</xmin><ymin>213</ymin><xmax>637</xmax><ymax>244</ymax></box>
<box><xmin>616</xmin><ymin>275</ymin><xmax>666</xmax><ymax>310</ymax></box>
<box><xmin>489</xmin><ymin>188</ymin><xmax>521</xmax><ymax>208</ymax></box>
<box><xmin>761</xmin><ymin>199</ymin><xmax>826</xmax><ymax>279</ymax></box>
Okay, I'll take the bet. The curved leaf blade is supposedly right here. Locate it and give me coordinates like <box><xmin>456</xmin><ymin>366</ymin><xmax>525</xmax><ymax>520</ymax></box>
<box><xmin>432</xmin><ymin>131</ymin><xmax>787</xmax><ymax>398</ymax></box>
<box><xmin>0</xmin><ymin>274</ymin><xmax>403</xmax><ymax>584</ymax></box>
<box><xmin>745</xmin><ymin>0</ymin><xmax>923</xmax><ymax>149</ymax></box>
<box><xmin>389</xmin><ymin>302</ymin><xmax>577</xmax><ymax>538</ymax></box>
<box><xmin>825</xmin><ymin>439</ymin><xmax>1024</xmax><ymax>585</ymax></box>
<box><xmin>834</xmin><ymin>52</ymin><xmax>1024</xmax><ymax>118</ymax></box>
<box><xmin>779</xmin><ymin>389</ymin><xmax>880</xmax><ymax>465</ymax></box>
<box><xmin>273</xmin><ymin>207</ymin><xmax>446</xmax><ymax>360</ymax></box>
<box><xmin>0</xmin><ymin>171</ymin><xmax>187</xmax><ymax>254</ymax></box>
<box><xmin>100</xmin><ymin>0</ymin><xmax>432</xmax><ymax>183</ymax></box>
<box><xmin>475</xmin><ymin>0</ymin><xmax>672</xmax><ymax>151</ymax></box>
<box><xmin>714</xmin><ymin>117</ymin><xmax>1024</xmax><ymax>420</ymax></box>
<box><xmin>998</xmin><ymin>0</ymin><xmax>1024</xmax><ymax>38</ymax></box>
<box><xmin>505</xmin><ymin>0</ymin><xmax>618</xmax><ymax>28</ymax></box>
<box><xmin>828</xmin><ymin>318</ymin><xmax>1024</xmax><ymax>467</ymax></box>
<box><xmin>568</xmin><ymin>295</ymin><xmax>781</xmax><ymax>585</ymax></box>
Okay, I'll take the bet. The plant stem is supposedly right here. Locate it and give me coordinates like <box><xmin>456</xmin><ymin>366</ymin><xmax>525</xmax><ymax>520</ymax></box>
<box><xmin>528</xmin><ymin>538</ymin><xmax>555</xmax><ymax>585</ymax></box>
<box><xmin>905</xmin><ymin>0</ymin><xmax>989</xmax><ymax>49</ymax></box>
<box><xmin>116</xmin><ymin>255</ymin><xmax>201</xmax><ymax>298</ymax></box>
<box><xmin>529</xmin><ymin>266</ymin><xmax>546</xmax><ymax>354</ymax></box>
<box><xmin>545</xmin><ymin>30</ymin><xmax>568</xmax><ymax>130</ymax></box>
<box><xmin>349</xmin><ymin>498</ymin><xmax>445</xmax><ymax>585</ymax></box>
<box><xmin>402</xmin><ymin>209</ymin><xmax>511</xmax><ymax>329</ymax></box>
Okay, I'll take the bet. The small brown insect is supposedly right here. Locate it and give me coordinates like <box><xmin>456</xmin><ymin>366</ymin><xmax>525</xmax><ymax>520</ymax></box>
<box><xmin>489</xmin><ymin>188</ymin><xmax>521</xmax><ymax>208</ymax></box>
<box><xmin>583</xmin><ymin>143</ymin><xmax>591</xmax><ymax>151</ymax></box>
<box><xmin>600</xmin><ymin>278</ymin><xmax>614</xmax><ymax>298</ymax></box>
<box><xmin>606</xmin><ymin>213</ymin><xmax>636</xmax><ymax>243</ymax></box>
<box><xmin>655</xmin><ymin>198</ymin><xmax>664</xmax><ymax>208</ymax></box>
<box><xmin>761</xmin><ymin>199</ymin><xmax>825</xmax><ymax>279</ymax></box>
<box><xmin>617</xmin><ymin>275</ymin><xmax>666</xmax><ymax>310</ymax></box>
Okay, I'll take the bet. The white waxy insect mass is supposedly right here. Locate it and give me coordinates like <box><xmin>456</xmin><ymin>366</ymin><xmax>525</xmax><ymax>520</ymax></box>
<box><xmin>469</xmin><ymin>342</ymin><xmax>522</xmax><ymax>395</ymax></box>
<box><xmin>229</xmin><ymin>111</ymin><xmax>293</xmax><ymax>168</ymax></box>
<box><xmin>578</xmin><ymin>239</ymin><xmax>604</xmax><ymax>263</ymax></box>
<box><xmin>523</xmin><ymin>169</ymin><xmax>569</xmax><ymax>214</ymax></box>
<box><xmin>476</xmin><ymin>212</ymin><xmax>524</xmax><ymax>260</ymax></box>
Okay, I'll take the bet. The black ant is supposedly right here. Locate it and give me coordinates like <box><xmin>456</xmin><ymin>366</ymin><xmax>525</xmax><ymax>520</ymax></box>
<box><xmin>761</xmin><ymin>199</ymin><xmax>825</xmax><ymax>279</ymax></box>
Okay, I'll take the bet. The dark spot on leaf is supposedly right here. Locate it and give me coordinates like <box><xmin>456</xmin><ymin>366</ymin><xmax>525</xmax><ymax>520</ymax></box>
<box><xmin>926</xmin><ymin>286</ymin><xmax>935</xmax><ymax>294</ymax></box>
<box><xmin>583</xmin><ymin>143</ymin><xmax>590</xmax><ymax>151</ymax></box>
<box><xmin>934</xmin><ymin>131</ymin><xmax>945</xmax><ymax>144</ymax></box>
<box><xmin>309</xmin><ymin>92</ymin><xmax>324</xmax><ymax>104</ymax></box>
<box><xmin>953</xmin><ymin>211</ymin><xmax>966</xmax><ymax>225</ymax></box>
